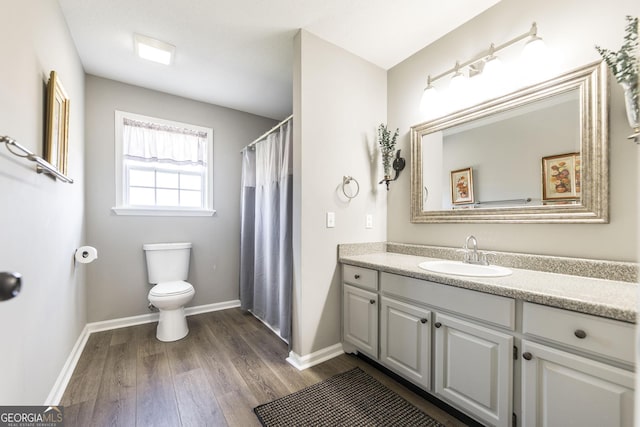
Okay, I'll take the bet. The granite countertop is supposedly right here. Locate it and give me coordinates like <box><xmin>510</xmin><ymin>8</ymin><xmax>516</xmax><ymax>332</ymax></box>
<box><xmin>340</xmin><ymin>251</ymin><xmax>637</xmax><ymax>323</ymax></box>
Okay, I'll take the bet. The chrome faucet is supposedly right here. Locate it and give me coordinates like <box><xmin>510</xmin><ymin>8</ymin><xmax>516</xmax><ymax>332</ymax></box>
<box><xmin>463</xmin><ymin>235</ymin><xmax>489</xmax><ymax>265</ymax></box>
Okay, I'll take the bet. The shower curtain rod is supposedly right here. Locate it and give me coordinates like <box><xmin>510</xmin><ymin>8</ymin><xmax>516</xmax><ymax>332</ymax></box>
<box><xmin>246</xmin><ymin>114</ymin><xmax>293</xmax><ymax>150</ymax></box>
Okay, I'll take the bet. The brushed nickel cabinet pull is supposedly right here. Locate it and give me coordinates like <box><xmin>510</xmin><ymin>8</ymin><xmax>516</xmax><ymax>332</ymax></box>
<box><xmin>523</xmin><ymin>352</ymin><xmax>533</xmax><ymax>360</ymax></box>
<box><xmin>574</xmin><ymin>329</ymin><xmax>587</xmax><ymax>339</ymax></box>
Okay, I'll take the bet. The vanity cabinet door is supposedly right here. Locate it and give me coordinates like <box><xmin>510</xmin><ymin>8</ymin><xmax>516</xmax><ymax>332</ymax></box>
<box><xmin>521</xmin><ymin>340</ymin><xmax>634</xmax><ymax>427</ymax></box>
<box><xmin>434</xmin><ymin>313</ymin><xmax>513</xmax><ymax>427</ymax></box>
<box><xmin>380</xmin><ymin>297</ymin><xmax>431</xmax><ymax>391</ymax></box>
<box><xmin>343</xmin><ymin>284</ymin><xmax>378</xmax><ymax>359</ymax></box>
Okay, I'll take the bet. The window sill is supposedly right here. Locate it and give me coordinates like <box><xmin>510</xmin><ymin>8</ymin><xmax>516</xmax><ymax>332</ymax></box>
<box><xmin>112</xmin><ymin>207</ymin><xmax>216</xmax><ymax>217</ymax></box>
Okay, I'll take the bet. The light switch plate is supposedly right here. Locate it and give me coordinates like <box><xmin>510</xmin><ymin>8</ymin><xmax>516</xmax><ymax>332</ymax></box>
<box><xmin>366</xmin><ymin>214</ymin><xmax>373</xmax><ymax>229</ymax></box>
<box><xmin>326</xmin><ymin>212</ymin><xmax>335</xmax><ymax>228</ymax></box>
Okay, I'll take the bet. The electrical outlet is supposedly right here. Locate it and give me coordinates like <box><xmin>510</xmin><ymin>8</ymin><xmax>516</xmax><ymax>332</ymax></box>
<box><xmin>326</xmin><ymin>212</ymin><xmax>335</xmax><ymax>228</ymax></box>
<box><xmin>365</xmin><ymin>214</ymin><xmax>373</xmax><ymax>229</ymax></box>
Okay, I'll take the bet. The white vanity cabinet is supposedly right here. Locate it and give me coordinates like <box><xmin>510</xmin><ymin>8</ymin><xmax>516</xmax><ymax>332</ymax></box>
<box><xmin>380</xmin><ymin>296</ymin><xmax>432</xmax><ymax>390</ymax></box>
<box><xmin>521</xmin><ymin>341</ymin><xmax>634</xmax><ymax>427</ymax></box>
<box><xmin>521</xmin><ymin>302</ymin><xmax>635</xmax><ymax>427</ymax></box>
<box><xmin>342</xmin><ymin>265</ymin><xmax>379</xmax><ymax>359</ymax></box>
<box><xmin>434</xmin><ymin>313</ymin><xmax>513</xmax><ymax>427</ymax></box>
<box><xmin>381</xmin><ymin>272</ymin><xmax>515</xmax><ymax>427</ymax></box>
<box><xmin>341</xmin><ymin>262</ymin><xmax>635</xmax><ymax>427</ymax></box>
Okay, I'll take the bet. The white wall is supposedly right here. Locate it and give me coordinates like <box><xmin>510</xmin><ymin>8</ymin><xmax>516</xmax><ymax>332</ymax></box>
<box><xmin>388</xmin><ymin>0</ymin><xmax>640</xmax><ymax>261</ymax></box>
<box><xmin>84</xmin><ymin>75</ymin><xmax>276</xmax><ymax>322</ymax></box>
<box><xmin>0</xmin><ymin>2</ymin><xmax>85</xmax><ymax>404</ymax></box>
<box><xmin>292</xmin><ymin>30</ymin><xmax>387</xmax><ymax>356</ymax></box>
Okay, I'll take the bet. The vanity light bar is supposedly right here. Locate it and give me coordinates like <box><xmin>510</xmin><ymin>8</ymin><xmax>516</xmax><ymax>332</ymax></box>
<box><xmin>422</xmin><ymin>22</ymin><xmax>543</xmax><ymax>89</ymax></box>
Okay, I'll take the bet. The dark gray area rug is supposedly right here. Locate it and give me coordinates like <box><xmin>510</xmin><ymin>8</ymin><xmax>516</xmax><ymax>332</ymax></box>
<box><xmin>254</xmin><ymin>367</ymin><xmax>445</xmax><ymax>426</ymax></box>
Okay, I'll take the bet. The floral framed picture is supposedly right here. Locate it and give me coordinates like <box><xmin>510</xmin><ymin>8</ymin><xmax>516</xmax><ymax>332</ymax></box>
<box><xmin>542</xmin><ymin>153</ymin><xmax>580</xmax><ymax>201</ymax></box>
<box><xmin>45</xmin><ymin>70</ymin><xmax>70</xmax><ymax>175</ymax></box>
<box><xmin>451</xmin><ymin>167</ymin><xmax>474</xmax><ymax>205</ymax></box>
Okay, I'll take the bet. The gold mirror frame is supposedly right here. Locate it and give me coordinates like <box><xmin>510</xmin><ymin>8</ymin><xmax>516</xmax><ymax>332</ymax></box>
<box><xmin>410</xmin><ymin>62</ymin><xmax>608</xmax><ymax>223</ymax></box>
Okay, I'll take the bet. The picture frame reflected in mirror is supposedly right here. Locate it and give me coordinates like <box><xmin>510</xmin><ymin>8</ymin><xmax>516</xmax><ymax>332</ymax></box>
<box><xmin>541</xmin><ymin>152</ymin><xmax>580</xmax><ymax>202</ymax></box>
<box><xmin>451</xmin><ymin>167</ymin><xmax>474</xmax><ymax>205</ymax></box>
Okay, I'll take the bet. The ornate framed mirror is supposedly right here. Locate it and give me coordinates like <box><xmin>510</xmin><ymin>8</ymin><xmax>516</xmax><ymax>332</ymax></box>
<box><xmin>410</xmin><ymin>61</ymin><xmax>608</xmax><ymax>223</ymax></box>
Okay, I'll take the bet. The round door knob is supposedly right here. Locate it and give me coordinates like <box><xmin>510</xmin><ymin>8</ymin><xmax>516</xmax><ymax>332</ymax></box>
<box><xmin>369</xmin><ymin>299</ymin><xmax>376</xmax><ymax>304</ymax></box>
<box><xmin>434</xmin><ymin>322</ymin><xmax>442</xmax><ymax>328</ymax></box>
<box><xmin>0</xmin><ymin>272</ymin><xmax>22</xmax><ymax>301</ymax></box>
<box><xmin>574</xmin><ymin>329</ymin><xmax>587</xmax><ymax>339</ymax></box>
<box><xmin>354</xmin><ymin>274</ymin><xmax>361</xmax><ymax>279</ymax></box>
<box><xmin>522</xmin><ymin>352</ymin><xmax>533</xmax><ymax>360</ymax></box>
<box><xmin>420</xmin><ymin>318</ymin><xmax>428</xmax><ymax>324</ymax></box>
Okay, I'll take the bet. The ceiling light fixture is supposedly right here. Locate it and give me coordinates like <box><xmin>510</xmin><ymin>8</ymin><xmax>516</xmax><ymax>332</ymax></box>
<box><xmin>419</xmin><ymin>22</ymin><xmax>545</xmax><ymax>113</ymax></box>
<box><xmin>134</xmin><ymin>34</ymin><xmax>175</xmax><ymax>65</ymax></box>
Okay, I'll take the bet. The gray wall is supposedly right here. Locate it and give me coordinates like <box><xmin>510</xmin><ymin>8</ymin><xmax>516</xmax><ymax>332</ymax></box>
<box><xmin>388</xmin><ymin>0</ymin><xmax>640</xmax><ymax>261</ymax></box>
<box><xmin>85</xmin><ymin>75</ymin><xmax>276</xmax><ymax>322</ymax></box>
<box><xmin>0</xmin><ymin>2</ymin><xmax>86</xmax><ymax>404</ymax></box>
<box><xmin>292</xmin><ymin>31</ymin><xmax>387</xmax><ymax>357</ymax></box>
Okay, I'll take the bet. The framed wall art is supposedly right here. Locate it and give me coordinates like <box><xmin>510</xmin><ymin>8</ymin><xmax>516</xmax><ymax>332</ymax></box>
<box><xmin>45</xmin><ymin>70</ymin><xmax>70</xmax><ymax>175</ymax></box>
<box><xmin>542</xmin><ymin>152</ymin><xmax>580</xmax><ymax>201</ymax></box>
<box><xmin>451</xmin><ymin>167</ymin><xmax>474</xmax><ymax>205</ymax></box>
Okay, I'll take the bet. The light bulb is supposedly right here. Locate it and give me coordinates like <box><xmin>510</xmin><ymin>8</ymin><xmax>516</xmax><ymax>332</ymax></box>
<box><xmin>420</xmin><ymin>85</ymin><xmax>438</xmax><ymax>114</ymax></box>
<box><xmin>449</xmin><ymin>70</ymin><xmax>468</xmax><ymax>94</ymax></box>
<box><xmin>483</xmin><ymin>55</ymin><xmax>504</xmax><ymax>79</ymax></box>
<box><xmin>522</xmin><ymin>36</ymin><xmax>546</xmax><ymax>63</ymax></box>
<box><xmin>521</xmin><ymin>36</ymin><xmax>548</xmax><ymax>83</ymax></box>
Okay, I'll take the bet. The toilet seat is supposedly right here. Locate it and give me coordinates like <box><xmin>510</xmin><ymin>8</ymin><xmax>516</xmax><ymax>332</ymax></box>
<box><xmin>149</xmin><ymin>281</ymin><xmax>194</xmax><ymax>297</ymax></box>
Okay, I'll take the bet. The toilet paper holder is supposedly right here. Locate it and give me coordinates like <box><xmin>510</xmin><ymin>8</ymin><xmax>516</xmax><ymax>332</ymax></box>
<box><xmin>75</xmin><ymin>246</ymin><xmax>98</xmax><ymax>264</ymax></box>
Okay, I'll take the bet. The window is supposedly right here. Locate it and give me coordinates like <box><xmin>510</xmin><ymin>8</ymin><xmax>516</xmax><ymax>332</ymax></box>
<box><xmin>113</xmin><ymin>111</ymin><xmax>214</xmax><ymax>216</ymax></box>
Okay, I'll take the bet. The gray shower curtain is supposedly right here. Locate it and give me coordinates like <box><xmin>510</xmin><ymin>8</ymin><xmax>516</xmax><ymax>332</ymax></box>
<box><xmin>240</xmin><ymin>120</ymin><xmax>293</xmax><ymax>342</ymax></box>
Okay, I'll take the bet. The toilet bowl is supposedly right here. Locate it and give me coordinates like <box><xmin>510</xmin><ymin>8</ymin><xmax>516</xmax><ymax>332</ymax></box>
<box><xmin>143</xmin><ymin>242</ymin><xmax>194</xmax><ymax>342</ymax></box>
<box><xmin>148</xmin><ymin>280</ymin><xmax>195</xmax><ymax>341</ymax></box>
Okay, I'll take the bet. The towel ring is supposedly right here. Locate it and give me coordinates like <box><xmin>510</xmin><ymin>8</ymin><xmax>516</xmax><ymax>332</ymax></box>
<box><xmin>342</xmin><ymin>176</ymin><xmax>360</xmax><ymax>200</ymax></box>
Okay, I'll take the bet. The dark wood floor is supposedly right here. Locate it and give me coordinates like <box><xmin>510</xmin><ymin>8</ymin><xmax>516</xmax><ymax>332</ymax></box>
<box><xmin>61</xmin><ymin>308</ymin><xmax>467</xmax><ymax>426</ymax></box>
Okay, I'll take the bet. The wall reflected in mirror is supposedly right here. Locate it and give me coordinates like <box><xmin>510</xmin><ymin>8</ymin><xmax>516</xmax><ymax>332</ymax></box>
<box><xmin>422</xmin><ymin>89</ymin><xmax>580</xmax><ymax>211</ymax></box>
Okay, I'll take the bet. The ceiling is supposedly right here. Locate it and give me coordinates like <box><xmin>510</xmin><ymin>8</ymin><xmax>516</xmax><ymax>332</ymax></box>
<box><xmin>57</xmin><ymin>0</ymin><xmax>501</xmax><ymax>120</ymax></box>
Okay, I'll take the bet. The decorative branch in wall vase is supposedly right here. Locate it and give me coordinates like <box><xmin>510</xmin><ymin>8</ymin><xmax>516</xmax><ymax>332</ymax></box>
<box><xmin>596</xmin><ymin>15</ymin><xmax>639</xmax><ymax>142</ymax></box>
<box><xmin>377</xmin><ymin>124</ymin><xmax>405</xmax><ymax>190</ymax></box>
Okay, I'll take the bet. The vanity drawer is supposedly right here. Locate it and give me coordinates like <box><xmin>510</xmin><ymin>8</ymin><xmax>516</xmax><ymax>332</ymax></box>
<box><xmin>381</xmin><ymin>272</ymin><xmax>515</xmax><ymax>329</ymax></box>
<box><xmin>523</xmin><ymin>302</ymin><xmax>635</xmax><ymax>364</ymax></box>
<box><xmin>343</xmin><ymin>265</ymin><xmax>378</xmax><ymax>291</ymax></box>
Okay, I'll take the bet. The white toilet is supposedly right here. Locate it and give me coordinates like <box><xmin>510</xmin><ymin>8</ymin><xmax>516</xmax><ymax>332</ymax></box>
<box><xmin>143</xmin><ymin>242</ymin><xmax>195</xmax><ymax>342</ymax></box>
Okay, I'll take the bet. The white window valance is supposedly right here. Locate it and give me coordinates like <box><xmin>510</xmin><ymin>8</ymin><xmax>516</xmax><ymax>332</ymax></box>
<box><xmin>123</xmin><ymin>117</ymin><xmax>208</xmax><ymax>165</ymax></box>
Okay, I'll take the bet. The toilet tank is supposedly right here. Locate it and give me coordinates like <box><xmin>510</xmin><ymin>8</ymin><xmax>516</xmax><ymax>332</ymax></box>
<box><xmin>143</xmin><ymin>242</ymin><xmax>192</xmax><ymax>284</ymax></box>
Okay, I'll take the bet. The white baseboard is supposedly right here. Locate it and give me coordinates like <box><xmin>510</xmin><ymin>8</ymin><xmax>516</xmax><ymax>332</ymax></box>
<box><xmin>185</xmin><ymin>300</ymin><xmax>240</xmax><ymax>316</ymax></box>
<box><xmin>86</xmin><ymin>300</ymin><xmax>241</xmax><ymax>333</ymax></box>
<box><xmin>45</xmin><ymin>325</ymin><xmax>90</xmax><ymax>406</ymax></box>
<box><xmin>87</xmin><ymin>312</ymin><xmax>160</xmax><ymax>334</ymax></box>
<box><xmin>286</xmin><ymin>343</ymin><xmax>344</xmax><ymax>371</ymax></box>
<box><xmin>45</xmin><ymin>299</ymin><xmax>241</xmax><ymax>405</ymax></box>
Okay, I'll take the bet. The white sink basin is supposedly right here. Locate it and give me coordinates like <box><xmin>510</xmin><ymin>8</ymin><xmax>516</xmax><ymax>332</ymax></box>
<box><xmin>418</xmin><ymin>260</ymin><xmax>512</xmax><ymax>277</ymax></box>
